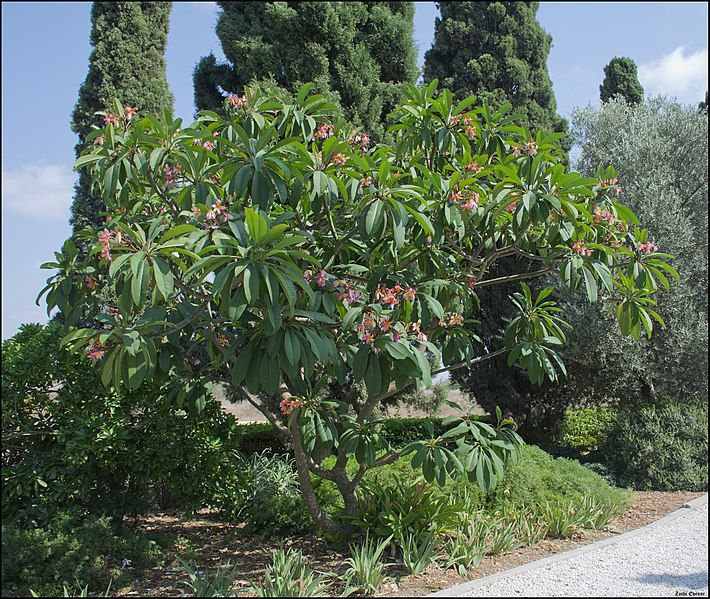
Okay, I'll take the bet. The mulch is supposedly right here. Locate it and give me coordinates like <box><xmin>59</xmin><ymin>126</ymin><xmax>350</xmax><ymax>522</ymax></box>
<box><xmin>116</xmin><ymin>490</ymin><xmax>704</xmax><ymax>597</ymax></box>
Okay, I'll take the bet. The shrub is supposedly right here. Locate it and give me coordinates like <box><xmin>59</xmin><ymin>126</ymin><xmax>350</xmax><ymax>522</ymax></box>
<box><xmin>603</xmin><ymin>398</ymin><xmax>708</xmax><ymax>491</ymax></box>
<box><xmin>1</xmin><ymin>323</ymin><xmax>251</xmax><ymax>526</ymax></box>
<box><xmin>1</xmin><ymin>511</ymin><xmax>165</xmax><ymax>597</ymax></box>
<box><xmin>556</xmin><ymin>407</ymin><xmax>618</xmax><ymax>453</ymax></box>
<box><xmin>242</xmin><ymin>452</ymin><xmax>313</xmax><ymax>536</ymax></box>
<box><xmin>485</xmin><ymin>445</ymin><xmax>633</xmax><ymax>514</ymax></box>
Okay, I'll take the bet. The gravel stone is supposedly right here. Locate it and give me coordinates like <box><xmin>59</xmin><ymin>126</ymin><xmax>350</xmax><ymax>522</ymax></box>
<box><xmin>455</xmin><ymin>502</ymin><xmax>708</xmax><ymax>597</ymax></box>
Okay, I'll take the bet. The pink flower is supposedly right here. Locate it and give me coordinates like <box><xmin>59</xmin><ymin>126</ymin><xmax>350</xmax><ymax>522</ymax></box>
<box><xmin>505</xmin><ymin>201</ymin><xmax>519</xmax><ymax>213</ymax></box>
<box><xmin>379</xmin><ymin>317</ymin><xmax>392</xmax><ymax>331</ymax></box>
<box><xmin>226</xmin><ymin>94</ymin><xmax>247</xmax><ymax>108</ymax></box>
<box><xmin>203</xmin><ymin>140</ymin><xmax>216</xmax><ymax>151</ymax></box>
<box><xmin>392</xmin><ymin>331</ymin><xmax>403</xmax><ymax>342</ymax></box>
<box><xmin>360</xmin><ymin>176</ymin><xmax>373</xmax><ymax>187</ymax></box>
<box><xmin>124</xmin><ymin>106</ymin><xmax>138</xmax><ymax>120</ymax></box>
<box><xmin>403</xmin><ymin>287</ymin><xmax>416</xmax><ymax>302</ymax></box>
<box><xmin>465</xmin><ymin>161</ymin><xmax>483</xmax><ymax>174</ymax></box>
<box><xmin>449</xmin><ymin>190</ymin><xmax>463</xmax><ymax>204</ymax></box>
<box><xmin>313</xmin><ymin>124</ymin><xmax>334</xmax><ymax>141</ymax></box>
<box><xmin>331</xmin><ymin>152</ymin><xmax>347</xmax><ymax>166</ymax></box>
<box><xmin>461</xmin><ymin>193</ymin><xmax>479</xmax><ymax>211</ymax></box>
<box><xmin>84</xmin><ymin>276</ymin><xmax>97</xmax><ymax>291</ymax></box>
<box><xmin>315</xmin><ymin>270</ymin><xmax>329</xmax><ymax>287</ymax></box>
<box><xmin>102</xmin><ymin>114</ymin><xmax>120</xmax><ymax>126</ymax></box>
<box><xmin>279</xmin><ymin>397</ymin><xmax>302</xmax><ymax>415</ymax></box>
<box><xmin>572</xmin><ymin>241</ymin><xmax>592</xmax><ymax>257</ymax></box>
<box><xmin>98</xmin><ymin>229</ymin><xmax>113</xmax><ymax>245</ymax></box>
<box><xmin>466</xmin><ymin>127</ymin><xmax>476</xmax><ymax>140</ymax></box>
<box><xmin>349</xmin><ymin>131</ymin><xmax>370</xmax><ymax>150</ymax></box>
<box><xmin>593</xmin><ymin>207</ymin><xmax>615</xmax><ymax>226</ymax></box>
<box><xmin>87</xmin><ymin>342</ymin><xmax>106</xmax><ymax>363</ymax></box>
<box><xmin>524</xmin><ymin>141</ymin><xmax>538</xmax><ymax>157</ymax></box>
<box><xmin>511</xmin><ymin>145</ymin><xmax>521</xmax><ymax>157</ymax></box>
<box><xmin>93</xmin><ymin>135</ymin><xmax>104</xmax><ymax>147</ymax></box>
<box><xmin>636</xmin><ymin>241</ymin><xmax>658</xmax><ymax>254</ymax></box>
<box><xmin>417</xmin><ymin>331</ymin><xmax>428</xmax><ymax>342</ymax></box>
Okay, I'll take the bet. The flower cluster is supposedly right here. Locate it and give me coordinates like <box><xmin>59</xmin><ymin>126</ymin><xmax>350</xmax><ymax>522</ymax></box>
<box><xmin>98</xmin><ymin>228</ymin><xmax>119</xmax><ymax>260</ymax></box>
<box><xmin>93</xmin><ymin>135</ymin><xmax>104</xmax><ymax>147</ymax></box>
<box><xmin>84</xmin><ymin>276</ymin><xmax>97</xmax><ymax>291</ymax></box>
<box><xmin>102</xmin><ymin>114</ymin><xmax>120</xmax><ymax>126</ymax></box>
<box><xmin>163</xmin><ymin>163</ymin><xmax>182</xmax><ymax>191</ymax></box>
<box><xmin>192</xmin><ymin>199</ymin><xmax>230</xmax><ymax>230</ymax></box>
<box><xmin>636</xmin><ymin>241</ymin><xmax>658</xmax><ymax>254</ymax></box>
<box><xmin>330</xmin><ymin>152</ymin><xmax>347</xmax><ymax>166</ymax></box>
<box><xmin>572</xmin><ymin>241</ymin><xmax>593</xmax><ymax>257</ymax></box>
<box><xmin>375</xmin><ymin>283</ymin><xmax>416</xmax><ymax>307</ymax></box>
<box><xmin>87</xmin><ymin>342</ymin><xmax>106</xmax><ymax>363</ymax></box>
<box><xmin>360</xmin><ymin>176</ymin><xmax>373</xmax><ymax>188</ymax></box>
<box><xmin>124</xmin><ymin>106</ymin><xmax>138</xmax><ymax>120</ymax></box>
<box><xmin>314</xmin><ymin>124</ymin><xmax>334</xmax><ymax>141</ymax></box>
<box><xmin>465</xmin><ymin>161</ymin><xmax>484</xmax><ymax>174</ymax></box>
<box><xmin>599</xmin><ymin>177</ymin><xmax>622</xmax><ymax>196</ymax></box>
<box><xmin>505</xmin><ymin>201</ymin><xmax>519</xmax><ymax>213</ymax></box>
<box><xmin>593</xmin><ymin>206</ymin><xmax>615</xmax><ymax>226</ymax></box>
<box><xmin>439</xmin><ymin>312</ymin><xmax>464</xmax><ymax>327</ymax></box>
<box><xmin>523</xmin><ymin>141</ymin><xmax>538</xmax><ymax>157</ymax></box>
<box><xmin>451</xmin><ymin>114</ymin><xmax>477</xmax><ymax>139</ymax></box>
<box><xmin>348</xmin><ymin>131</ymin><xmax>370</xmax><ymax>150</ymax></box>
<box><xmin>280</xmin><ymin>396</ymin><xmax>302</xmax><ymax>415</ymax></box>
<box><xmin>194</xmin><ymin>138</ymin><xmax>215</xmax><ymax>151</ymax></box>
<box><xmin>449</xmin><ymin>188</ymin><xmax>479</xmax><ymax>211</ymax></box>
<box><xmin>226</xmin><ymin>93</ymin><xmax>247</xmax><ymax>109</ymax></box>
<box><xmin>335</xmin><ymin>280</ymin><xmax>363</xmax><ymax>304</ymax></box>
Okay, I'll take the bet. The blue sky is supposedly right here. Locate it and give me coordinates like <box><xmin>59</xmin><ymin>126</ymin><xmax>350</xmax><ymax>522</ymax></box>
<box><xmin>2</xmin><ymin>1</ymin><xmax>708</xmax><ymax>339</ymax></box>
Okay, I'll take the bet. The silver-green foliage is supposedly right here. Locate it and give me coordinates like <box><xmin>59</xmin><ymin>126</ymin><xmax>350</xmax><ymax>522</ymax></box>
<box><xmin>344</xmin><ymin>534</ymin><xmax>391</xmax><ymax>595</ymax></box>
<box><xmin>558</xmin><ymin>96</ymin><xmax>708</xmax><ymax>404</ymax></box>
<box><xmin>253</xmin><ymin>548</ymin><xmax>331</xmax><ymax>598</ymax></box>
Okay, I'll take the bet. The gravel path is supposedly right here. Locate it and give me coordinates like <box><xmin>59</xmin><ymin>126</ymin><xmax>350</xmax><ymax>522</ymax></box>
<box><xmin>446</xmin><ymin>499</ymin><xmax>708</xmax><ymax>597</ymax></box>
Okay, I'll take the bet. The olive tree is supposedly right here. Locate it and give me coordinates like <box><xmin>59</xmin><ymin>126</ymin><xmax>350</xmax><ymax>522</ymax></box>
<box><xmin>39</xmin><ymin>82</ymin><xmax>675</xmax><ymax>537</ymax></box>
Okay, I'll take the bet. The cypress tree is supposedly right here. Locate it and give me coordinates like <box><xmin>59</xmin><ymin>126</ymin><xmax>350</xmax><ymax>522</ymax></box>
<box><xmin>599</xmin><ymin>57</ymin><xmax>644</xmax><ymax>105</ymax></box>
<box><xmin>423</xmin><ymin>2</ymin><xmax>568</xmax><ymax>142</ymax></box>
<box><xmin>70</xmin><ymin>2</ymin><xmax>174</xmax><ymax>232</ymax></box>
<box><xmin>193</xmin><ymin>2</ymin><xmax>418</xmax><ymax>139</ymax></box>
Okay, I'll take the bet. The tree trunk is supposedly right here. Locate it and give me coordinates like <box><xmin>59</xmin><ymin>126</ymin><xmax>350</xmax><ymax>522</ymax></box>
<box><xmin>289</xmin><ymin>415</ymin><xmax>351</xmax><ymax>538</ymax></box>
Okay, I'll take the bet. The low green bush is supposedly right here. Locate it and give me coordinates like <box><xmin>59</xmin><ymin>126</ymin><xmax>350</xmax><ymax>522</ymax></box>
<box><xmin>556</xmin><ymin>407</ymin><xmax>618</xmax><ymax>453</ymax></box>
<box><xmin>2</xmin><ymin>323</ymin><xmax>251</xmax><ymax>525</ymax></box>
<box><xmin>603</xmin><ymin>398</ymin><xmax>708</xmax><ymax>491</ymax></box>
<box><xmin>1</xmin><ymin>511</ymin><xmax>166</xmax><ymax>597</ymax></box>
<box><xmin>485</xmin><ymin>445</ymin><xmax>632</xmax><ymax>513</ymax></box>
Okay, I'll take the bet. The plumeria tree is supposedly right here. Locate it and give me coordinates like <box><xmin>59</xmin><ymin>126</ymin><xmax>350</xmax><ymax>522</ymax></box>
<box><xmin>39</xmin><ymin>81</ymin><xmax>676</xmax><ymax>537</ymax></box>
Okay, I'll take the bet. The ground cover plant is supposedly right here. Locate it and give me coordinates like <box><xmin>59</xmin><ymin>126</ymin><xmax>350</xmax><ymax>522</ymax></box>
<box><xmin>39</xmin><ymin>80</ymin><xmax>674</xmax><ymax>539</ymax></box>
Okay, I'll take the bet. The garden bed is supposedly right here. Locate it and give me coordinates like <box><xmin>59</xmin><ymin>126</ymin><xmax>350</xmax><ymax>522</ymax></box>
<box><xmin>115</xmin><ymin>490</ymin><xmax>703</xmax><ymax>597</ymax></box>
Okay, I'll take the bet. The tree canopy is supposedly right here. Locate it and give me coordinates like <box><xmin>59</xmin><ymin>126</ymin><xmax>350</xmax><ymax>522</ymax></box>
<box><xmin>193</xmin><ymin>2</ymin><xmax>418</xmax><ymax>140</ymax></box>
<box><xmin>599</xmin><ymin>57</ymin><xmax>644</xmax><ymax>105</ymax></box>
<box><xmin>423</xmin><ymin>2</ymin><xmax>568</xmax><ymax>146</ymax></box>
<box><xmin>42</xmin><ymin>82</ymin><xmax>675</xmax><ymax>537</ymax></box>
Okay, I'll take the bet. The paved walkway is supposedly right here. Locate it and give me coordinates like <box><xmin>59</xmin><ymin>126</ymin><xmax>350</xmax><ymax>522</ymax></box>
<box><xmin>432</xmin><ymin>497</ymin><xmax>708</xmax><ymax>597</ymax></box>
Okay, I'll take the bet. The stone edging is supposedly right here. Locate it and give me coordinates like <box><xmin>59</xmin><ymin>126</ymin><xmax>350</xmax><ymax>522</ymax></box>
<box><xmin>427</xmin><ymin>494</ymin><xmax>709</xmax><ymax>597</ymax></box>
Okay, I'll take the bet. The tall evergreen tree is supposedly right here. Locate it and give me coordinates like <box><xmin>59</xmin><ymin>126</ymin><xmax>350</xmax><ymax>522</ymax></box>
<box><xmin>193</xmin><ymin>2</ymin><xmax>418</xmax><ymax>139</ymax></box>
<box><xmin>423</xmin><ymin>2</ymin><xmax>568</xmax><ymax>141</ymax></box>
<box><xmin>70</xmin><ymin>2</ymin><xmax>174</xmax><ymax>232</ymax></box>
<box><xmin>599</xmin><ymin>57</ymin><xmax>644</xmax><ymax>105</ymax></box>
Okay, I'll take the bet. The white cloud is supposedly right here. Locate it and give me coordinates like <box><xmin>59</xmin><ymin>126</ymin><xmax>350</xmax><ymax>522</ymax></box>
<box><xmin>639</xmin><ymin>45</ymin><xmax>708</xmax><ymax>104</ymax></box>
<box><xmin>2</xmin><ymin>162</ymin><xmax>75</xmax><ymax>220</ymax></box>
